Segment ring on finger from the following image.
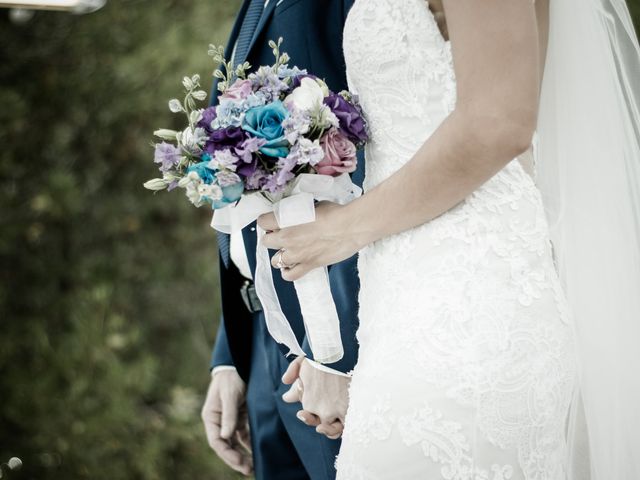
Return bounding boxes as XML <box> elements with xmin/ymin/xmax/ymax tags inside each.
<box><xmin>275</xmin><ymin>249</ymin><xmax>292</xmax><ymax>269</ymax></box>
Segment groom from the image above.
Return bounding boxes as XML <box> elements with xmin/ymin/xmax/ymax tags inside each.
<box><xmin>200</xmin><ymin>1</ymin><xmax>362</xmax><ymax>479</ymax></box>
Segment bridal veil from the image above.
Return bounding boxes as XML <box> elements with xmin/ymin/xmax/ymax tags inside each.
<box><xmin>536</xmin><ymin>0</ymin><xmax>640</xmax><ymax>477</ymax></box>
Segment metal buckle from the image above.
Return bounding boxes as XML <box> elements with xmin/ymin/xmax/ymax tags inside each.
<box><xmin>240</xmin><ymin>281</ymin><xmax>262</xmax><ymax>313</ymax></box>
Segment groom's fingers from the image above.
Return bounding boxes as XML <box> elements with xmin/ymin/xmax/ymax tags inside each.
<box><xmin>297</xmin><ymin>410</ymin><xmax>321</xmax><ymax>427</ymax></box>
<box><xmin>220</xmin><ymin>395</ymin><xmax>240</xmax><ymax>440</ymax></box>
<box><xmin>317</xmin><ymin>419</ymin><xmax>344</xmax><ymax>439</ymax></box>
<box><xmin>204</xmin><ymin>413</ymin><xmax>251</xmax><ymax>475</ymax></box>
<box><xmin>257</xmin><ymin>212</ymin><xmax>279</xmax><ymax>232</ymax></box>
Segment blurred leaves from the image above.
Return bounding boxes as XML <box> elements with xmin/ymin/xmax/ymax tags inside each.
<box><xmin>0</xmin><ymin>1</ymin><xmax>243</xmax><ymax>478</ymax></box>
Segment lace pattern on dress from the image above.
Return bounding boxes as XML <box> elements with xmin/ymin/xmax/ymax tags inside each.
<box><xmin>338</xmin><ymin>1</ymin><xmax>576</xmax><ymax>479</ymax></box>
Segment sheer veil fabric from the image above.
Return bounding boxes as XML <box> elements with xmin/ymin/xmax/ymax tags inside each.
<box><xmin>536</xmin><ymin>0</ymin><xmax>640</xmax><ymax>477</ymax></box>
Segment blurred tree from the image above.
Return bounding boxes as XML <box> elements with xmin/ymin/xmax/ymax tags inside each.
<box><xmin>0</xmin><ymin>1</ymin><xmax>244</xmax><ymax>479</ymax></box>
<box><xmin>630</xmin><ymin>0</ymin><xmax>640</xmax><ymax>31</ymax></box>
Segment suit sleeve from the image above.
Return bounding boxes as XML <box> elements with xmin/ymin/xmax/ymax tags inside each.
<box><xmin>210</xmin><ymin>316</ymin><xmax>235</xmax><ymax>370</ymax></box>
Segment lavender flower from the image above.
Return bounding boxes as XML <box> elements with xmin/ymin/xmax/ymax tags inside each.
<box><xmin>278</xmin><ymin>64</ymin><xmax>307</xmax><ymax>81</ymax></box>
<box><xmin>235</xmin><ymin>136</ymin><xmax>267</xmax><ymax>163</ymax></box>
<box><xmin>250</xmin><ymin>66</ymin><xmax>290</xmax><ymax>102</ymax></box>
<box><xmin>216</xmin><ymin>170</ymin><xmax>242</xmax><ymax>187</ymax></box>
<box><xmin>154</xmin><ymin>142</ymin><xmax>182</xmax><ymax>173</ymax></box>
<box><xmin>282</xmin><ymin>107</ymin><xmax>311</xmax><ymax>144</ymax></box>
<box><xmin>286</xmin><ymin>138</ymin><xmax>325</xmax><ymax>166</ymax></box>
<box><xmin>244</xmin><ymin>166</ymin><xmax>269</xmax><ymax>190</ymax></box>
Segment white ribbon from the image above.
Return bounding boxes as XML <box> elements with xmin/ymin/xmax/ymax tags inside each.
<box><xmin>211</xmin><ymin>173</ymin><xmax>362</xmax><ymax>364</ymax></box>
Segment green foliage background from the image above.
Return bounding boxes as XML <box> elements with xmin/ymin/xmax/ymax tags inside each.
<box><xmin>0</xmin><ymin>1</ymin><xmax>639</xmax><ymax>479</ymax></box>
<box><xmin>0</xmin><ymin>1</ymin><xmax>243</xmax><ymax>479</ymax></box>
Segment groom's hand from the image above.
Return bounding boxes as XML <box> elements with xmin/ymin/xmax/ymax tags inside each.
<box><xmin>282</xmin><ymin>357</ymin><xmax>350</xmax><ymax>439</ymax></box>
<box><xmin>201</xmin><ymin>369</ymin><xmax>253</xmax><ymax>476</ymax></box>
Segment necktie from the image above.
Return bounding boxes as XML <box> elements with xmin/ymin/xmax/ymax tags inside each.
<box><xmin>233</xmin><ymin>0</ymin><xmax>265</xmax><ymax>67</ymax></box>
<box><xmin>218</xmin><ymin>0</ymin><xmax>265</xmax><ymax>268</ymax></box>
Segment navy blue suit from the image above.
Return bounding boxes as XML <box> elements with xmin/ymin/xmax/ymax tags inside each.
<box><xmin>209</xmin><ymin>1</ymin><xmax>361</xmax><ymax>479</ymax></box>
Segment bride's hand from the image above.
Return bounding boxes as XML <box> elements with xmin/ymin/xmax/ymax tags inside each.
<box><xmin>258</xmin><ymin>201</ymin><xmax>364</xmax><ymax>281</ymax></box>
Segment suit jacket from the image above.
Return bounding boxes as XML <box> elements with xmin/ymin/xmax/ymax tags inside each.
<box><xmin>210</xmin><ymin>0</ymin><xmax>362</xmax><ymax>382</ymax></box>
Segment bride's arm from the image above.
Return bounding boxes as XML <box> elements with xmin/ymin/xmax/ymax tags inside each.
<box><xmin>260</xmin><ymin>0</ymin><xmax>542</xmax><ymax>280</ymax></box>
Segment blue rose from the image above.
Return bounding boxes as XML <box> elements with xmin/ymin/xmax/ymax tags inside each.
<box><xmin>210</xmin><ymin>181</ymin><xmax>245</xmax><ymax>209</ymax></box>
<box><xmin>242</xmin><ymin>100</ymin><xmax>290</xmax><ymax>158</ymax></box>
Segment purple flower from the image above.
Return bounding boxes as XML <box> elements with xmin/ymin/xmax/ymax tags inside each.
<box><xmin>154</xmin><ymin>142</ymin><xmax>182</xmax><ymax>173</ymax></box>
<box><xmin>324</xmin><ymin>93</ymin><xmax>368</xmax><ymax>144</ymax></box>
<box><xmin>244</xmin><ymin>166</ymin><xmax>269</xmax><ymax>190</ymax></box>
<box><xmin>237</xmin><ymin>157</ymin><xmax>260</xmax><ymax>178</ymax></box>
<box><xmin>204</xmin><ymin>126</ymin><xmax>246</xmax><ymax>154</ymax></box>
<box><xmin>198</xmin><ymin>106</ymin><xmax>218</xmax><ymax>133</ymax></box>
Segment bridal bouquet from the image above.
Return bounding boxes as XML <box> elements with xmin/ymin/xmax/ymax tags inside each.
<box><xmin>144</xmin><ymin>38</ymin><xmax>367</xmax><ymax>364</ymax></box>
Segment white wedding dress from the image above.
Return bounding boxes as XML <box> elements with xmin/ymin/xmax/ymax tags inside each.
<box><xmin>337</xmin><ymin>1</ymin><xmax>578</xmax><ymax>479</ymax></box>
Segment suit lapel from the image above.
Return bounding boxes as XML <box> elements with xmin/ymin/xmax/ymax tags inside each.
<box><xmin>242</xmin><ymin>0</ymin><xmax>279</xmax><ymax>64</ymax></box>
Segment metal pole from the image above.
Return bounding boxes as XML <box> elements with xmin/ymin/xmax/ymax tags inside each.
<box><xmin>0</xmin><ymin>0</ymin><xmax>106</xmax><ymax>13</ymax></box>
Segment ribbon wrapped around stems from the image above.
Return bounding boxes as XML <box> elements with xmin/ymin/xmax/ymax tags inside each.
<box><xmin>211</xmin><ymin>173</ymin><xmax>362</xmax><ymax>364</ymax></box>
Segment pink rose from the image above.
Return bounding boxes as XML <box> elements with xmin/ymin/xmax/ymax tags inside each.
<box><xmin>221</xmin><ymin>79</ymin><xmax>253</xmax><ymax>100</ymax></box>
<box><xmin>316</xmin><ymin>128</ymin><xmax>357</xmax><ymax>176</ymax></box>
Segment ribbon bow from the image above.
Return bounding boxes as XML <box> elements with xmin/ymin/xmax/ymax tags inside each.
<box><xmin>211</xmin><ymin>173</ymin><xmax>362</xmax><ymax>363</ymax></box>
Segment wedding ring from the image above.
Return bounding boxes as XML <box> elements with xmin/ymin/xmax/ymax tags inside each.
<box><xmin>275</xmin><ymin>249</ymin><xmax>290</xmax><ymax>269</ymax></box>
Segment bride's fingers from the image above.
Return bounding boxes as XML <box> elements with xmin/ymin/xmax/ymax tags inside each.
<box><xmin>282</xmin><ymin>356</ymin><xmax>305</xmax><ymax>385</ymax></box>
<box><xmin>261</xmin><ymin>229</ymin><xmax>286</xmax><ymax>250</ymax></box>
<box><xmin>270</xmin><ymin>248</ymin><xmax>301</xmax><ymax>270</ymax></box>
<box><xmin>282</xmin><ymin>379</ymin><xmax>303</xmax><ymax>403</ymax></box>
<box><xmin>257</xmin><ymin>212</ymin><xmax>279</xmax><ymax>232</ymax></box>
<box><xmin>280</xmin><ymin>263</ymin><xmax>311</xmax><ymax>282</ymax></box>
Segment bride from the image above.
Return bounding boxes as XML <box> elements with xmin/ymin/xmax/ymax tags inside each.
<box><xmin>259</xmin><ymin>0</ymin><xmax>640</xmax><ymax>478</ymax></box>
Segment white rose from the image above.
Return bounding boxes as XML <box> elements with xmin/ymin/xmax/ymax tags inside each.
<box><xmin>315</xmin><ymin>78</ymin><xmax>330</xmax><ymax>97</ymax></box>
<box><xmin>185</xmin><ymin>182</ymin><xmax>204</xmax><ymax>207</ymax></box>
<box><xmin>197</xmin><ymin>183</ymin><xmax>223</xmax><ymax>201</ymax></box>
<box><xmin>285</xmin><ymin>77</ymin><xmax>325</xmax><ymax>112</ymax></box>
<box><xmin>179</xmin><ymin>126</ymin><xmax>207</xmax><ymax>150</ymax></box>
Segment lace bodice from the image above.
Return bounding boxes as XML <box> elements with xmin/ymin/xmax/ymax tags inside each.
<box><xmin>344</xmin><ymin>0</ymin><xmax>456</xmax><ymax>190</ymax></box>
